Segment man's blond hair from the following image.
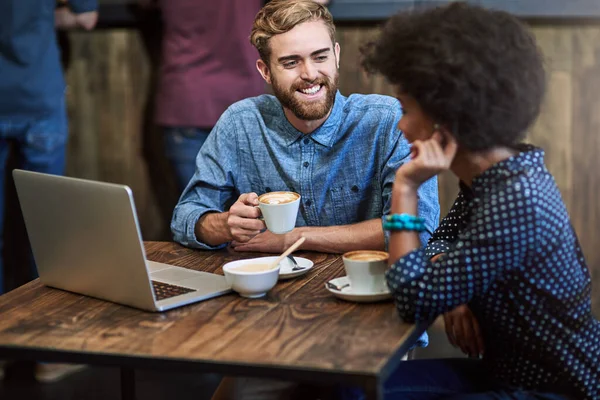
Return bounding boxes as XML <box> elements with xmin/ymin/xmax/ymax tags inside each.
<box><xmin>251</xmin><ymin>0</ymin><xmax>336</xmax><ymax>63</ymax></box>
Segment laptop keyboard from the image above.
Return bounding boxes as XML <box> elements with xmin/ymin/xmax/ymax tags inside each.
<box><xmin>151</xmin><ymin>280</ymin><xmax>197</xmax><ymax>301</ymax></box>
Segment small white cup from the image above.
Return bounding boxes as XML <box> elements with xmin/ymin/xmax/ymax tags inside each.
<box><xmin>222</xmin><ymin>257</ymin><xmax>281</xmax><ymax>298</ymax></box>
<box><xmin>258</xmin><ymin>191</ymin><xmax>301</xmax><ymax>234</ymax></box>
<box><xmin>342</xmin><ymin>250</ymin><xmax>389</xmax><ymax>294</ymax></box>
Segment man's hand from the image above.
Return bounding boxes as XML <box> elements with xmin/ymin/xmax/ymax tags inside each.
<box><xmin>55</xmin><ymin>8</ymin><xmax>98</xmax><ymax>30</ymax></box>
<box><xmin>55</xmin><ymin>7</ymin><xmax>76</xmax><ymax>29</ymax></box>
<box><xmin>226</xmin><ymin>193</ymin><xmax>266</xmax><ymax>243</ymax></box>
<box><xmin>443</xmin><ymin>304</ymin><xmax>485</xmax><ymax>358</ymax></box>
<box><xmin>75</xmin><ymin>11</ymin><xmax>98</xmax><ymax>30</ymax></box>
<box><xmin>230</xmin><ymin>229</ymin><xmax>299</xmax><ymax>253</ymax></box>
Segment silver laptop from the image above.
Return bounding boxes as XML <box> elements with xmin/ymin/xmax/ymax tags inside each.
<box><xmin>13</xmin><ymin>169</ymin><xmax>232</xmax><ymax>312</ymax></box>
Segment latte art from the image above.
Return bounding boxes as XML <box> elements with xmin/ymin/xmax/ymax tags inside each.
<box><xmin>344</xmin><ymin>250</ymin><xmax>389</xmax><ymax>262</ymax></box>
<box><xmin>258</xmin><ymin>191</ymin><xmax>300</xmax><ymax>205</ymax></box>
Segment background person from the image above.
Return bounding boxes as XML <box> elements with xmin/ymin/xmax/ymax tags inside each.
<box><xmin>0</xmin><ymin>0</ymin><xmax>98</xmax><ymax>383</ymax></box>
<box><xmin>152</xmin><ymin>0</ymin><xmax>266</xmax><ymax>193</ymax></box>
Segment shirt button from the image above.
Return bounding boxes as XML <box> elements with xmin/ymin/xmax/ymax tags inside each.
<box><xmin>303</xmin><ymin>161</ymin><xmax>309</xmax><ymax>168</ymax></box>
<box><xmin>351</xmin><ymin>185</ymin><xmax>359</xmax><ymax>192</ymax></box>
<box><xmin>265</xmin><ymin>187</ymin><xmax>271</xmax><ymax>192</ymax></box>
<box><xmin>305</xmin><ymin>199</ymin><xmax>312</xmax><ymax>206</ymax></box>
<box><xmin>303</xmin><ymin>138</ymin><xmax>309</xmax><ymax>145</ymax></box>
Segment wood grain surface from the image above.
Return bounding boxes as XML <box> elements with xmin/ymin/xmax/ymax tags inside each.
<box><xmin>0</xmin><ymin>242</ymin><xmax>416</xmax><ymax>382</ymax></box>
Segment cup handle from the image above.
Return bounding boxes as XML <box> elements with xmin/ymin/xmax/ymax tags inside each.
<box><xmin>254</xmin><ymin>205</ymin><xmax>264</xmax><ymax>221</ymax></box>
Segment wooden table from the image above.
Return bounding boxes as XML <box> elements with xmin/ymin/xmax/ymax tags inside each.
<box><xmin>0</xmin><ymin>242</ymin><xmax>426</xmax><ymax>400</ymax></box>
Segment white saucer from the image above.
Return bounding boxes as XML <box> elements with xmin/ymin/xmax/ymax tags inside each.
<box><xmin>325</xmin><ymin>276</ymin><xmax>392</xmax><ymax>303</ymax></box>
<box><xmin>278</xmin><ymin>257</ymin><xmax>314</xmax><ymax>280</ymax></box>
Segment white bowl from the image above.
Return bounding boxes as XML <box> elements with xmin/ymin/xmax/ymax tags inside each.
<box><xmin>222</xmin><ymin>257</ymin><xmax>281</xmax><ymax>298</ymax></box>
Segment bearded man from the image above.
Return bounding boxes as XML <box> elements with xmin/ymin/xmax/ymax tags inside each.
<box><xmin>171</xmin><ymin>0</ymin><xmax>439</xmax><ymax>255</ymax></box>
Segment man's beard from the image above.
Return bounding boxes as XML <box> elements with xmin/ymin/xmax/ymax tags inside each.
<box><xmin>271</xmin><ymin>72</ymin><xmax>339</xmax><ymax>121</ymax></box>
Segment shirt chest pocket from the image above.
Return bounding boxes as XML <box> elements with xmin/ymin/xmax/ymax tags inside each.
<box><xmin>328</xmin><ymin>183</ymin><xmax>379</xmax><ymax>226</ymax></box>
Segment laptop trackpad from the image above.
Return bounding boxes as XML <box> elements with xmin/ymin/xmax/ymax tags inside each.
<box><xmin>146</xmin><ymin>260</ymin><xmax>175</xmax><ymax>273</ymax></box>
<box><xmin>151</xmin><ymin>268</ymin><xmax>208</xmax><ymax>282</ymax></box>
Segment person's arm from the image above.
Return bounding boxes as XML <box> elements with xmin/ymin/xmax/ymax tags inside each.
<box><xmin>386</xmin><ymin>133</ymin><xmax>535</xmax><ymax>323</ymax></box>
<box><xmin>195</xmin><ymin>212</ymin><xmax>231</xmax><ymax>247</ymax></box>
<box><xmin>172</xmin><ymin>113</ymin><xmax>264</xmax><ymax>249</ymax></box>
<box><xmin>443</xmin><ymin>304</ymin><xmax>485</xmax><ymax>358</ymax></box>
<box><xmin>388</xmin><ymin>131</ymin><xmax>456</xmax><ymax>263</ymax></box>
<box><xmin>432</xmin><ymin>252</ymin><xmax>485</xmax><ymax>357</ymax></box>
<box><xmin>194</xmin><ymin>193</ymin><xmax>265</xmax><ymax>247</ymax></box>
<box><xmin>380</xmin><ymin>102</ymin><xmax>440</xmax><ymax>249</ymax></box>
<box><xmin>416</xmin><ymin>188</ymin><xmax>484</xmax><ymax>357</ymax></box>
<box><xmin>388</xmin><ymin>197</ymin><xmax>535</xmax><ymax>322</ymax></box>
<box><xmin>56</xmin><ymin>0</ymin><xmax>98</xmax><ymax>30</ymax></box>
<box><xmin>427</xmin><ymin>195</ymin><xmax>485</xmax><ymax>357</ymax></box>
<box><xmin>295</xmin><ymin>219</ymin><xmax>384</xmax><ymax>253</ymax></box>
<box><xmin>230</xmin><ymin>218</ymin><xmax>384</xmax><ymax>254</ymax></box>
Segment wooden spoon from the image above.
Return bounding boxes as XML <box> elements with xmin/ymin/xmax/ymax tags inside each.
<box><xmin>269</xmin><ymin>237</ymin><xmax>306</xmax><ymax>269</ymax></box>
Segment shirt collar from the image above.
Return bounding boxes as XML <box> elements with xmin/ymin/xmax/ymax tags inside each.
<box><xmin>278</xmin><ymin>91</ymin><xmax>345</xmax><ymax>148</ymax></box>
<box><xmin>468</xmin><ymin>144</ymin><xmax>545</xmax><ymax>196</ymax></box>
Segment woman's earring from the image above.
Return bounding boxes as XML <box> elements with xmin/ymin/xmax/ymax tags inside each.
<box><xmin>433</xmin><ymin>123</ymin><xmax>441</xmax><ymax>132</ymax></box>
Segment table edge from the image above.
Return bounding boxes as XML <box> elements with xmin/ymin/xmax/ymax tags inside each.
<box><xmin>0</xmin><ymin>344</ymin><xmax>381</xmax><ymax>385</ymax></box>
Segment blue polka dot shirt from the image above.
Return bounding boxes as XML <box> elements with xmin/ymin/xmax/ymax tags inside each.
<box><xmin>386</xmin><ymin>146</ymin><xmax>600</xmax><ymax>399</ymax></box>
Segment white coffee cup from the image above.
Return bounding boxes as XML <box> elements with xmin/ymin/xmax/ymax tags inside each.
<box><xmin>258</xmin><ymin>191</ymin><xmax>301</xmax><ymax>234</ymax></box>
<box><xmin>222</xmin><ymin>257</ymin><xmax>280</xmax><ymax>298</ymax></box>
<box><xmin>342</xmin><ymin>250</ymin><xmax>389</xmax><ymax>293</ymax></box>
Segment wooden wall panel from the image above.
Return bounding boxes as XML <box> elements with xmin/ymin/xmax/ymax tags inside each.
<box><xmin>528</xmin><ymin>27</ymin><xmax>574</xmax><ymax>208</ymax></box>
<box><xmin>570</xmin><ymin>27</ymin><xmax>600</xmax><ymax>314</ymax></box>
<box><xmin>64</xmin><ymin>23</ymin><xmax>600</xmax><ymax>315</ymax></box>
<box><xmin>65</xmin><ymin>29</ymin><xmax>170</xmax><ymax>240</ymax></box>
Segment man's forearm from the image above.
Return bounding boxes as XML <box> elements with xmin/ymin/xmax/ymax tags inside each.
<box><xmin>295</xmin><ymin>219</ymin><xmax>385</xmax><ymax>253</ymax></box>
<box><xmin>194</xmin><ymin>212</ymin><xmax>232</xmax><ymax>247</ymax></box>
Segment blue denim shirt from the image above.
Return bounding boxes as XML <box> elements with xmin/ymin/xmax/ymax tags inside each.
<box><xmin>0</xmin><ymin>0</ymin><xmax>97</xmax><ymax>119</ymax></box>
<box><xmin>171</xmin><ymin>91</ymin><xmax>440</xmax><ymax>250</ymax></box>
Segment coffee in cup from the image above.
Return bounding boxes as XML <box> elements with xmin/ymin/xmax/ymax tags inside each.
<box><xmin>235</xmin><ymin>263</ymin><xmax>273</xmax><ymax>273</ymax></box>
<box><xmin>342</xmin><ymin>250</ymin><xmax>389</xmax><ymax>293</ymax></box>
<box><xmin>258</xmin><ymin>191</ymin><xmax>300</xmax><ymax>205</ymax></box>
<box><xmin>258</xmin><ymin>191</ymin><xmax>301</xmax><ymax>234</ymax></box>
<box><xmin>344</xmin><ymin>251</ymin><xmax>388</xmax><ymax>262</ymax></box>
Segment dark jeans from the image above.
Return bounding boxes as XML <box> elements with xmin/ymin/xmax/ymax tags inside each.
<box><xmin>0</xmin><ymin>102</ymin><xmax>68</xmax><ymax>294</ymax></box>
<box><xmin>163</xmin><ymin>126</ymin><xmax>210</xmax><ymax>192</ymax></box>
<box><xmin>338</xmin><ymin>359</ymin><xmax>570</xmax><ymax>400</ymax></box>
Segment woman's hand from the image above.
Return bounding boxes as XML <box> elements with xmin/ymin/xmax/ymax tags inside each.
<box><xmin>431</xmin><ymin>257</ymin><xmax>484</xmax><ymax>357</ymax></box>
<box><xmin>395</xmin><ymin>131</ymin><xmax>458</xmax><ymax>190</ymax></box>
<box><xmin>443</xmin><ymin>304</ymin><xmax>485</xmax><ymax>358</ymax></box>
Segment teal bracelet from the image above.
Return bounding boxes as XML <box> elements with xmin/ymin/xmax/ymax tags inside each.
<box><xmin>383</xmin><ymin>214</ymin><xmax>426</xmax><ymax>232</ymax></box>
